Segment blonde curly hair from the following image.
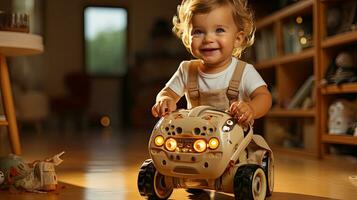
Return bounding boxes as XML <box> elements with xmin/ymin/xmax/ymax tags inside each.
<box><xmin>172</xmin><ymin>0</ymin><xmax>255</xmax><ymax>58</ymax></box>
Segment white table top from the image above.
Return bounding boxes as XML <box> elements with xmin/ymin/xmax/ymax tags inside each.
<box><xmin>0</xmin><ymin>31</ymin><xmax>44</xmax><ymax>56</ymax></box>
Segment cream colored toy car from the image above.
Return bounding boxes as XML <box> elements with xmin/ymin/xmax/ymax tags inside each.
<box><xmin>137</xmin><ymin>106</ymin><xmax>274</xmax><ymax>200</ymax></box>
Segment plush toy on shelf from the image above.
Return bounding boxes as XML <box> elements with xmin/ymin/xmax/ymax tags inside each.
<box><xmin>321</xmin><ymin>51</ymin><xmax>357</xmax><ymax>86</ymax></box>
<box><xmin>328</xmin><ymin>99</ymin><xmax>357</xmax><ymax>135</ymax></box>
<box><xmin>0</xmin><ymin>171</ymin><xmax>4</xmax><ymax>185</ymax></box>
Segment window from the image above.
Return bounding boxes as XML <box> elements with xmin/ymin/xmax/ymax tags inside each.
<box><xmin>84</xmin><ymin>6</ymin><xmax>128</xmax><ymax>76</ymax></box>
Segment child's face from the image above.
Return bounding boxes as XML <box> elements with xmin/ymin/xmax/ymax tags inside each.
<box><xmin>189</xmin><ymin>5</ymin><xmax>243</xmax><ymax>68</ymax></box>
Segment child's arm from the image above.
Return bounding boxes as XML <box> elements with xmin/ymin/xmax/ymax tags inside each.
<box><xmin>151</xmin><ymin>87</ymin><xmax>181</xmax><ymax>117</ymax></box>
<box><xmin>230</xmin><ymin>86</ymin><xmax>272</xmax><ymax>125</ymax></box>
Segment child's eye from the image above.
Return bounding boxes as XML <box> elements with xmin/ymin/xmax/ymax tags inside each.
<box><xmin>192</xmin><ymin>29</ymin><xmax>203</xmax><ymax>36</ymax></box>
<box><xmin>216</xmin><ymin>28</ymin><xmax>225</xmax><ymax>33</ymax></box>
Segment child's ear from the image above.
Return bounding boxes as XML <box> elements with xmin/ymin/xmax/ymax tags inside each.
<box><xmin>234</xmin><ymin>31</ymin><xmax>245</xmax><ymax>48</ymax></box>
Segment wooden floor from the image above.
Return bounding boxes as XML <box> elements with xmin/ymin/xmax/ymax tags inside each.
<box><xmin>0</xmin><ymin>127</ymin><xmax>356</xmax><ymax>200</ymax></box>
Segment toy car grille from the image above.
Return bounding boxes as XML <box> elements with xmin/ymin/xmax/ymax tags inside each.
<box><xmin>162</xmin><ymin>125</ymin><xmax>215</xmax><ymax>136</ymax></box>
<box><xmin>176</xmin><ymin>138</ymin><xmax>198</xmax><ymax>153</ymax></box>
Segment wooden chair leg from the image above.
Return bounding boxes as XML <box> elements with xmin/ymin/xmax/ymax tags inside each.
<box><xmin>0</xmin><ymin>54</ymin><xmax>22</xmax><ymax>155</ymax></box>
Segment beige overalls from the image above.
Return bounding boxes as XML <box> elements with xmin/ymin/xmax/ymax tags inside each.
<box><xmin>185</xmin><ymin>59</ymin><xmax>246</xmax><ymax>111</ymax></box>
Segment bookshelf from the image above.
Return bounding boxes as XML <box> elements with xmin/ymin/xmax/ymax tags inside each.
<box><xmin>321</xmin><ymin>135</ymin><xmax>357</xmax><ymax>146</ymax></box>
<box><xmin>321</xmin><ymin>82</ymin><xmax>357</xmax><ymax>94</ymax></box>
<box><xmin>321</xmin><ymin>30</ymin><xmax>357</xmax><ymax>48</ymax></box>
<box><xmin>253</xmin><ymin>0</ymin><xmax>318</xmax><ymax>156</ymax></box>
<box><xmin>255</xmin><ymin>48</ymin><xmax>315</xmax><ymax>69</ymax></box>
<box><xmin>317</xmin><ymin>0</ymin><xmax>357</xmax><ymax>157</ymax></box>
<box><xmin>252</xmin><ymin>0</ymin><xmax>357</xmax><ymax>157</ymax></box>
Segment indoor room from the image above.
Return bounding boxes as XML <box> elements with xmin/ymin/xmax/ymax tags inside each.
<box><xmin>0</xmin><ymin>0</ymin><xmax>356</xmax><ymax>199</ymax></box>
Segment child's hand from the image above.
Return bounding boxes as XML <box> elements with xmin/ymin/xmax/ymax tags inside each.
<box><xmin>229</xmin><ymin>101</ymin><xmax>255</xmax><ymax>126</ymax></box>
<box><xmin>151</xmin><ymin>98</ymin><xmax>177</xmax><ymax>117</ymax></box>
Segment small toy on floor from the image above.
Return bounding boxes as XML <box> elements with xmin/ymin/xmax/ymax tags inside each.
<box><xmin>0</xmin><ymin>151</ymin><xmax>65</xmax><ymax>193</ymax></box>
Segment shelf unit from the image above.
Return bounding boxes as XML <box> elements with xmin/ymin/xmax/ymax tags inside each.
<box><xmin>255</xmin><ymin>48</ymin><xmax>315</xmax><ymax>69</ymax></box>
<box><xmin>317</xmin><ymin>0</ymin><xmax>357</xmax><ymax>156</ymax></box>
<box><xmin>254</xmin><ymin>0</ymin><xmax>357</xmax><ymax>157</ymax></box>
<box><xmin>253</xmin><ymin>0</ymin><xmax>319</xmax><ymax>156</ymax></box>
<box><xmin>321</xmin><ymin>82</ymin><xmax>357</xmax><ymax>94</ymax></box>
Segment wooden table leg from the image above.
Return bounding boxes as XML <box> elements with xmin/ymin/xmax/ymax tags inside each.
<box><xmin>0</xmin><ymin>54</ymin><xmax>22</xmax><ymax>155</ymax></box>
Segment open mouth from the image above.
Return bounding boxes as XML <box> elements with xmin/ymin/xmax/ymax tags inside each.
<box><xmin>200</xmin><ymin>48</ymin><xmax>219</xmax><ymax>55</ymax></box>
<box><xmin>200</xmin><ymin>48</ymin><xmax>218</xmax><ymax>52</ymax></box>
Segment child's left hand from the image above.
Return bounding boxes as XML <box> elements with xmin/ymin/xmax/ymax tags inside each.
<box><xmin>229</xmin><ymin>101</ymin><xmax>255</xmax><ymax>126</ymax></box>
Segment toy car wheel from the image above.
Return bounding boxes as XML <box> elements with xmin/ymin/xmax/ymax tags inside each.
<box><xmin>137</xmin><ymin>159</ymin><xmax>173</xmax><ymax>200</ymax></box>
<box><xmin>234</xmin><ymin>164</ymin><xmax>267</xmax><ymax>200</ymax></box>
<box><xmin>262</xmin><ymin>152</ymin><xmax>274</xmax><ymax>196</ymax></box>
<box><xmin>186</xmin><ymin>188</ymin><xmax>205</xmax><ymax>195</ymax></box>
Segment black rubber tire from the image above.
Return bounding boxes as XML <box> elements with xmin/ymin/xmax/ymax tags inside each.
<box><xmin>186</xmin><ymin>188</ymin><xmax>205</xmax><ymax>195</ymax></box>
<box><xmin>137</xmin><ymin>159</ymin><xmax>173</xmax><ymax>200</ymax></box>
<box><xmin>262</xmin><ymin>152</ymin><xmax>273</xmax><ymax>197</ymax></box>
<box><xmin>234</xmin><ymin>164</ymin><xmax>267</xmax><ymax>200</ymax></box>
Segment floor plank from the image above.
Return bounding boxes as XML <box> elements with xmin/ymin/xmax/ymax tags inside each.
<box><xmin>0</xmin><ymin>128</ymin><xmax>356</xmax><ymax>200</ymax></box>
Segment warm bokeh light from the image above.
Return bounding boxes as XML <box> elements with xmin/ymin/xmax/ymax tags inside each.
<box><xmin>300</xmin><ymin>37</ymin><xmax>307</xmax><ymax>45</ymax></box>
<box><xmin>296</xmin><ymin>16</ymin><xmax>303</xmax><ymax>24</ymax></box>
<box><xmin>100</xmin><ymin>115</ymin><xmax>111</xmax><ymax>127</ymax></box>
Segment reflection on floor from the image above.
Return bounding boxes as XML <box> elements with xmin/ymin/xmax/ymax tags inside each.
<box><xmin>0</xmin><ymin>127</ymin><xmax>356</xmax><ymax>200</ymax></box>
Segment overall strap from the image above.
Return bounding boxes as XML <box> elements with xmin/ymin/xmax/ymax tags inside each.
<box><xmin>187</xmin><ymin>60</ymin><xmax>200</xmax><ymax>106</ymax></box>
<box><xmin>227</xmin><ymin>60</ymin><xmax>246</xmax><ymax>103</ymax></box>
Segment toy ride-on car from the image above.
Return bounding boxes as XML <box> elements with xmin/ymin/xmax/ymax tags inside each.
<box><xmin>137</xmin><ymin>106</ymin><xmax>274</xmax><ymax>200</ymax></box>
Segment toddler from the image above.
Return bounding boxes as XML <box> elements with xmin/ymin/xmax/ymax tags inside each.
<box><xmin>151</xmin><ymin>0</ymin><xmax>272</xmax><ymax>126</ymax></box>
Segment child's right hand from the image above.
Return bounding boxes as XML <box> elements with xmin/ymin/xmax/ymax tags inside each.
<box><xmin>229</xmin><ymin>101</ymin><xmax>255</xmax><ymax>127</ymax></box>
<box><xmin>151</xmin><ymin>98</ymin><xmax>177</xmax><ymax>117</ymax></box>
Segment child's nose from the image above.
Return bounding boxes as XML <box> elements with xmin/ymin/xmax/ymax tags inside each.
<box><xmin>203</xmin><ymin>33</ymin><xmax>214</xmax><ymax>43</ymax></box>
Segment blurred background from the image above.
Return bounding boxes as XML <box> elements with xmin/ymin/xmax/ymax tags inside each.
<box><xmin>0</xmin><ymin>1</ymin><xmax>356</xmax><ymax>199</ymax></box>
<box><xmin>0</xmin><ymin>0</ymin><xmax>284</xmax><ymax>132</ymax></box>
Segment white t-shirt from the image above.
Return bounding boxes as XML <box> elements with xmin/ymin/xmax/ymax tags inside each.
<box><xmin>166</xmin><ymin>57</ymin><xmax>267</xmax><ymax>101</ymax></box>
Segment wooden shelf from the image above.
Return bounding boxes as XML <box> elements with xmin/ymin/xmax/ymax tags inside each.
<box><xmin>0</xmin><ymin>115</ymin><xmax>8</xmax><ymax>125</ymax></box>
<box><xmin>253</xmin><ymin>0</ymin><xmax>318</xmax><ymax>157</ymax></box>
<box><xmin>254</xmin><ymin>0</ymin><xmax>357</xmax><ymax>157</ymax></box>
<box><xmin>317</xmin><ymin>1</ymin><xmax>357</xmax><ymax>157</ymax></box>
<box><xmin>255</xmin><ymin>48</ymin><xmax>314</xmax><ymax>69</ymax></box>
<box><xmin>322</xmin><ymin>134</ymin><xmax>357</xmax><ymax>145</ymax></box>
<box><xmin>0</xmin><ymin>119</ymin><xmax>9</xmax><ymax>126</ymax></box>
<box><xmin>0</xmin><ymin>120</ymin><xmax>8</xmax><ymax>126</ymax></box>
<box><xmin>256</xmin><ymin>0</ymin><xmax>313</xmax><ymax>30</ymax></box>
<box><xmin>321</xmin><ymin>83</ymin><xmax>357</xmax><ymax>94</ymax></box>
<box><xmin>267</xmin><ymin>108</ymin><xmax>315</xmax><ymax>117</ymax></box>
<box><xmin>322</xmin><ymin>30</ymin><xmax>357</xmax><ymax>49</ymax></box>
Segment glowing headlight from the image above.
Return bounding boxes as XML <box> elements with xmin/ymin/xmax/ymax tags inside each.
<box><xmin>208</xmin><ymin>138</ymin><xmax>219</xmax><ymax>149</ymax></box>
<box><xmin>193</xmin><ymin>139</ymin><xmax>207</xmax><ymax>153</ymax></box>
<box><xmin>154</xmin><ymin>135</ymin><xmax>164</xmax><ymax>147</ymax></box>
<box><xmin>165</xmin><ymin>138</ymin><xmax>177</xmax><ymax>151</ymax></box>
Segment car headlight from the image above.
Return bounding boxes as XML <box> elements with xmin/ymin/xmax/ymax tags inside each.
<box><xmin>154</xmin><ymin>135</ymin><xmax>164</xmax><ymax>147</ymax></box>
<box><xmin>208</xmin><ymin>138</ymin><xmax>219</xmax><ymax>150</ymax></box>
<box><xmin>165</xmin><ymin>138</ymin><xmax>177</xmax><ymax>151</ymax></box>
<box><xmin>193</xmin><ymin>139</ymin><xmax>207</xmax><ymax>153</ymax></box>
